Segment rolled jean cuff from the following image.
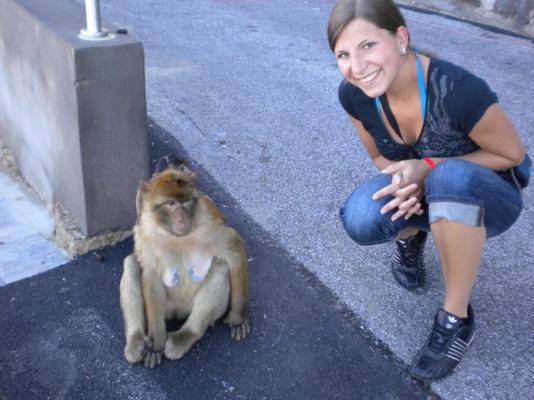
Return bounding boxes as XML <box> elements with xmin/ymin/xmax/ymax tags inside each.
<box><xmin>428</xmin><ymin>201</ymin><xmax>485</xmax><ymax>227</ymax></box>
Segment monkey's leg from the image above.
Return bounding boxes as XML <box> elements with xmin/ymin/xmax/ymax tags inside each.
<box><xmin>164</xmin><ymin>265</ymin><xmax>230</xmax><ymax>360</ymax></box>
<box><xmin>223</xmin><ymin>231</ymin><xmax>251</xmax><ymax>340</ymax></box>
<box><xmin>120</xmin><ymin>254</ymin><xmax>152</xmax><ymax>363</ymax></box>
<box><xmin>142</xmin><ymin>269</ymin><xmax>168</xmax><ymax>368</ymax></box>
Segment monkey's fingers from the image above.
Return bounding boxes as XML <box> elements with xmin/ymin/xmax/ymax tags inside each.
<box><xmin>144</xmin><ymin>350</ymin><xmax>162</xmax><ymax>369</ymax></box>
<box><xmin>124</xmin><ymin>333</ymin><xmax>153</xmax><ymax>363</ymax></box>
<box><xmin>230</xmin><ymin>320</ymin><xmax>251</xmax><ymax>341</ymax></box>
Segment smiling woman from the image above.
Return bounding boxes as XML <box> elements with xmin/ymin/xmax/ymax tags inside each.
<box><xmin>327</xmin><ymin>0</ymin><xmax>528</xmax><ymax>384</ymax></box>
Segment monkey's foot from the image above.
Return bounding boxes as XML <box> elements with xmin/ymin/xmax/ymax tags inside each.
<box><xmin>225</xmin><ymin>319</ymin><xmax>251</xmax><ymax>341</ymax></box>
<box><xmin>124</xmin><ymin>332</ymin><xmax>152</xmax><ymax>363</ymax></box>
<box><xmin>144</xmin><ymin>349</ymin><xmax>163</xmax><ymax>368</ymax></box>
<box><xmin>164</xmin><ymin>329</ymin><xmax>198</xmax><ymax>360</ymax></box>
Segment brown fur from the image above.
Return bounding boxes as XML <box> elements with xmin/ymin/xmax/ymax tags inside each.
<box><xmin>120</xmin><ymin>164</ymin><xmax>250</xmax><ymax>368</ymax></box>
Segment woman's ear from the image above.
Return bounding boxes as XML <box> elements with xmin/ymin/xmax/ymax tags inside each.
<box><xmin>396</xmin><ymin>26</ymin><xmax>410</xmax><ymax>53</ymax></box>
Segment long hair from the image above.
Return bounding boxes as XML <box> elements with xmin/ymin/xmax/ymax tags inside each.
<box><xmin>327</xmin><ymin>0</ymin><xmax>408</xmax><ymax>52</ymax></box>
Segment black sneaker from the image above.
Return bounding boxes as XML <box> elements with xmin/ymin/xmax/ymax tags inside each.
<box><xmin>391</xmin><ymin>231</ymin><xmax>427</xmax><ymax>291</ymax></box>
<box><xmin>410</xmin><ymin>304</ymin><xmax>475</xmax><ymax>382</ymax></box>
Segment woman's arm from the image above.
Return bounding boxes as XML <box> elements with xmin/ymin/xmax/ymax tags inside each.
<box><xmin>375</xmin><ymin>103</ymin><xmax>525</xmax><ymax>220</ymax></box>
<box><xmin>349</xmin><ymin>115</ymin><xmax>425</xmax><ymax>220</ymax></box>
<box><xmin>429</xmin><ymin>103</ymin><xmax>525</xmax><ymax>169</ymax></box>
<box><xmin>349</xmin><ymin>116</ymin><xmax>395</xmax><ymax>171</ymax></box>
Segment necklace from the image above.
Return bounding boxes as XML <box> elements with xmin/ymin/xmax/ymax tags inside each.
<box><xmin>374</xmin><ymin>50</ymin><xmax>427</xmax><ymax>142</ymax></box>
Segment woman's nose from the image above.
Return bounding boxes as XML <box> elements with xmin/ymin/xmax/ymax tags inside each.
<box><xmin>350</xmin><ymin>54</ymin><xmax>366</xmax><ymax>76</ymax></box>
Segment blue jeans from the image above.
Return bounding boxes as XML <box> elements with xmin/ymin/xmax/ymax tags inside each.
<box><xmin>340</xmin><ymin>160</ymin><xmax>523</xmax><ymax>245</ymax></box>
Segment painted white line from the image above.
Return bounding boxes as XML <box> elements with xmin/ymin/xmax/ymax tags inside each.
<box><xmin>0</xmin><ymin>171</ymin><xmax>70</xmax><ymax>286</ymax></box>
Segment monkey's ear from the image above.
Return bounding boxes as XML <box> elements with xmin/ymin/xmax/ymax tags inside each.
<box><xmin>136</xmin><ymin>181</ymin><xmax>149</xmax><ymax>217</ymax></box>
<box><xmin>173</xmin><ymin>161</ymin><xmax>197</xmax><ymax>182</ymax></box>
<box><xmin>154</xmin><ymin>156</ymin><xmax>171</xmax><ymax>175</ymax></box>
<box><xmin>171</xmin><ymin>158</ymin><xmax>187</xmax><ymax>169</ymax></box>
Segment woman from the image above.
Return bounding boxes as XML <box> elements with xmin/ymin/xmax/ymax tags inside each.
<box><xmin>328</xmin><ymin>0</ymin><xmax>526</xmax><ymax>381</ymax></box>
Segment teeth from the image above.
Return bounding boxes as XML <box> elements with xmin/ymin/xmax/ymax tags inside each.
<box><xmin>359</xmin><ymin>70</ymin><xmax>379</xmax><ymax>83</ymax></box>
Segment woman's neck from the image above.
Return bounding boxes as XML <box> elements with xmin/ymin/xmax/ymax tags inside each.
<box><xmin>385</xmin><ymin>51</ymin><xmax>418</xmax><ymax>101</ymax></box>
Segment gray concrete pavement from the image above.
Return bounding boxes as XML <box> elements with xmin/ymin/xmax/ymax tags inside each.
<box><xmin>97</xmin><ymin>1</ymin><xmax>534</xmax><ymax>398</ymax></box>
<box><xmin>1</xmin><ymin>0</ymin><xmax>532</xmax><ymax>398</ymax></box>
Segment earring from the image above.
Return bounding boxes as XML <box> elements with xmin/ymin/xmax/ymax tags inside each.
<box><xmin>400</xmin><ymin>47</ymin><xmax>407</xmax><ymax>55</ymax></box>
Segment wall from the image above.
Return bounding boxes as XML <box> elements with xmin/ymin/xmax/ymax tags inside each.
<box><xmin>0</xmin><ymin>0</ymin><xmax>149</xmax><ymax>237</ymax></box>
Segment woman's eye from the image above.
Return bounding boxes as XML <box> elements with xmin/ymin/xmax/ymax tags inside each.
<box><xmin>362</xmin><ymin>42</ymin><xmax>376</xmax><ymax>49</ymax></box>
<box><xmin>336</xmin><ymin>52</ymin><xmax>348</xmax><ymax>59</ymax></box>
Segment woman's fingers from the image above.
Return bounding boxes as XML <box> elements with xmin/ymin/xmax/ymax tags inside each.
<box><xmin>391</xmin><ymin>196</ymin><xmax>419</xmax><ymax>221</ymax></box>
<box><xmin>404</xmin><ymin>201</ymin><xmax>423</xmax><ymax>220</ymax></box>
<box><xmin>393</xmin><ymin>183</ymin><xmax>419</xmax><ymax>198</ymax></box>
<box><xmin>380</xmin><ymin>184</ymin><xmax>418</xmax><ymax>216</ymax></box>
<box><xmin>380</xmin><ymin>196</ymin><xmax>403</xmax><ymax>215</ymax></box>
<box><xmin>372</xmin><ymin>172</ymin><xmax>402</xmax><ymax>200</ymax></box>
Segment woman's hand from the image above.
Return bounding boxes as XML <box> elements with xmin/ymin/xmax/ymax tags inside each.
<box><xmin>374</xmin><ymin>181</ymin><xmax>424</xmax><ymax>221</ymax></box>
<box><xmin>372</xmin><ymin>159</ymin><xmax>431</xmax><ymax>221</ymax></box>
<box><xmin>381</xmin><ymin>159</ymin><xmax>430</xmax><ymax>188</ymax></box>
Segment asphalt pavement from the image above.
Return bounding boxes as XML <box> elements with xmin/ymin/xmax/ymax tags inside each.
<box><xmin>1</xmin><ymin>1</ymin><xmax>533</xmax><ymax>399</ymax></box>
<box><xmin>0</xmin><ymin>128</ymin><xmax>435</xmax><ymax>400</ymax></box>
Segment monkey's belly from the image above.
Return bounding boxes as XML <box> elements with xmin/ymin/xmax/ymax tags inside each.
<box><xmin>163</xmin><ymin>262</ymin><xmax>230</xmax><ymax>320</ymax></box>
<box><xmin>163</xmin><ymin>280</ymin><xmax>201</xmax><ymax>319</ymax></box>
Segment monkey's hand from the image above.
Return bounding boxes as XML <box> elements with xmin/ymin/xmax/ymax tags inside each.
<box><xmin>224</xmin><ymin>313</ymin><xmax>251</xmax><ymax>341</ymax></box>
<box><xmin>124</xmin><ymin>332</ymin><xmax>152</xmax><ymax>364</ymax></box>
<box><xmin>143</xmin><ymin>331</ymin><xmax>164</xmax><ymax>368</ymax></box>
<box><xmin>144</xmin><ymin>348</ymin><xmax>163</xmax><ymax>369</ymax></box>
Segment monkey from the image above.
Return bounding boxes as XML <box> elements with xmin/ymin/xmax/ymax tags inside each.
<box><xmin>119</xmin><ymin>162</ymin><xmax>250</xmax><ymax>368</ymax></box>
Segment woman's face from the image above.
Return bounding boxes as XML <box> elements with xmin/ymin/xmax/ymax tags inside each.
<box><xmin>334</xmin><ymin>18</ymin><xmax>407</xmax><ymax>97</ymax></box>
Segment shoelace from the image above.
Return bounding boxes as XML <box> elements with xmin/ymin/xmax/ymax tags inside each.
<box><xmin>395</xmin><ymin>240</ymin><xmax>423</xmax><ymax>268</ymax></box>
<box><xmin>428</xmin><ymin>323</ymin><xmax>455</xmax><ymax>353</ymax></box>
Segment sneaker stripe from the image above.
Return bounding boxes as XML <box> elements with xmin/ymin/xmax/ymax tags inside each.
<box><xmin>457</xmin><ymin>338</ymin><xmax>468</xmax><ymax>347</ymax></box>
<box><xmin>450</xmin><ymin>345</ymin><xmax>466</xmax><ymax>354</ymax></box>
<box><xmin>451</xmin><ymin>343</ymin><xmax>466</xmax><ymax>350</ymax></box>
<box><xmin>451</xmin><ymin>342</ymin><xmax>467</xmax><ymax>351</ymax></box>
<box><xmin>448</xmin><ymin>348</ymin><xmax>464</xmax><ymax>358</ymax></box>
<box><xmin>449</xmin><ymin>343</ymin><xmax>465</xmax><ymax>352</ymax></box>
<box><xmin>446</xmin><ymin>353</ymin><xmax>461</xmax><ymax>362</ymax></box>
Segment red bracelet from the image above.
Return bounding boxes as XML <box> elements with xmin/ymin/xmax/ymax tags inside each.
<box><xmin>422</xmin><ymin>157</ymin><xmax>435</xmax><ymax>169</ymax></box>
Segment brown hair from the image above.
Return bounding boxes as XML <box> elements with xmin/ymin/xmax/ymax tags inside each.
<box><xmin>327</xmin><ymin>0</ymin><xmax>408</xmax><ymax>52</ymax></box>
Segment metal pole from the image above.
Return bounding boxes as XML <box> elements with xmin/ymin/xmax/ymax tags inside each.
<box><xmin>79</xmin><ymin>0</ymin><xmax>111</xmax><ymax>40</ymax></box>
<box><xmin>85</xmin><ymin>0</ymin><xmax>102</xmax><ymax>34</ymax></box>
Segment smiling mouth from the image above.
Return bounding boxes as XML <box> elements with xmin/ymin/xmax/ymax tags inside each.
<box><xmin>358</xmin><ymin>70</ymin><xmax>380</xmax><ymax>84</ymax></box>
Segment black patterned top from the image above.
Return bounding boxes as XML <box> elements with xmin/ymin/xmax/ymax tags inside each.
<box><xmin>338</xmin><ymin>58</ymin><xmax>498</xmax><ymax>161</ymax></box>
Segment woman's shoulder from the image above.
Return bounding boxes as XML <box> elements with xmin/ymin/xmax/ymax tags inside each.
<box><xmin>428</xmin><ymin>57</ymin><xmax>498</xmax><ymax>133</ymax></box>
<box><xmin>429</xmin><ymin>57</ymin><xmax>496</xmax><ymax>100</ymax></box>
<box><xmin>338</xmin><ymin>79</ymin><xmax>373</xmax><ymax>120</ymax></box>
<box><xmin>338</xmin><ymin>79</ymin><xmax>368</xmax><ymax>101</ymax></box>
<box><xmin>429</xmin><ymin>57</ymin><xmax>488</xmax><ymax>86</ymax></box>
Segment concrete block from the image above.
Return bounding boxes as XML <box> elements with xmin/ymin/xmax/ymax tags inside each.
<box><xmin>480</xmin><ymin>0</ymin><xmax>497</xmax><ymax>11</ymax></box>
<box><xmin>494</xmin><ymin>0</ymin><xmax>521</xmax><ymax>17</ymax></box>
<box><xmin>0</xmin><ymin>0</ymin><xmax>149</xmax><ymax>237</ymax></box>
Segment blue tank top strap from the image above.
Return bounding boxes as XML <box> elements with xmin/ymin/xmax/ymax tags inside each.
<box><xmin>414</xmin><ymin>49</ymin><xmax>427</xmax><ymax>121</ymax></box>
<box><xmin>374</xmin><ymin>48</ymin><xmax>427</xmax><ymax>128</ymax></box>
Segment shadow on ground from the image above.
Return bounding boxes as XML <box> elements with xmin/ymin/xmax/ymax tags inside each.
<box><xmin>0</xmin><ymin>123</ymin><xmax>437</xmax><ymax>400</ymax></box>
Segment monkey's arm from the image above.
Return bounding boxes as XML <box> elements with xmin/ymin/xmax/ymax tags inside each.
<box><xmin>142</xmin><ymin>269</ymin><xmax>167</xmax><ymax>367</ymax></box>
<box><xmin>223</xmin><ymin>230</ymin><xmax>250</xmax><ymax>340</ymax></box>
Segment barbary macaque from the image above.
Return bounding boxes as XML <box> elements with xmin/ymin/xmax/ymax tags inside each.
<box><xmin>120</xmin><ymin>161</ymin><xmax>250</xmax><ymax>368</ymax></box>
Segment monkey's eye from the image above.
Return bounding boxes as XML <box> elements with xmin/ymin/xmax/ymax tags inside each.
<box><xmin>167</xmin><ymin>200</ymin><xmax>177</xmax><ymax>206</ymax></box>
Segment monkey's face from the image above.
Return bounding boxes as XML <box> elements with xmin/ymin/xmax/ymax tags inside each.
<box><xmin>153</xmin><ymin>197</ymin><xmax>196</xmax><ymax>236</ymax></box>
<box><xmin>140</xmin><ymin>168</ymin><xmax>198</xmax><ymax>237</ymax></box>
